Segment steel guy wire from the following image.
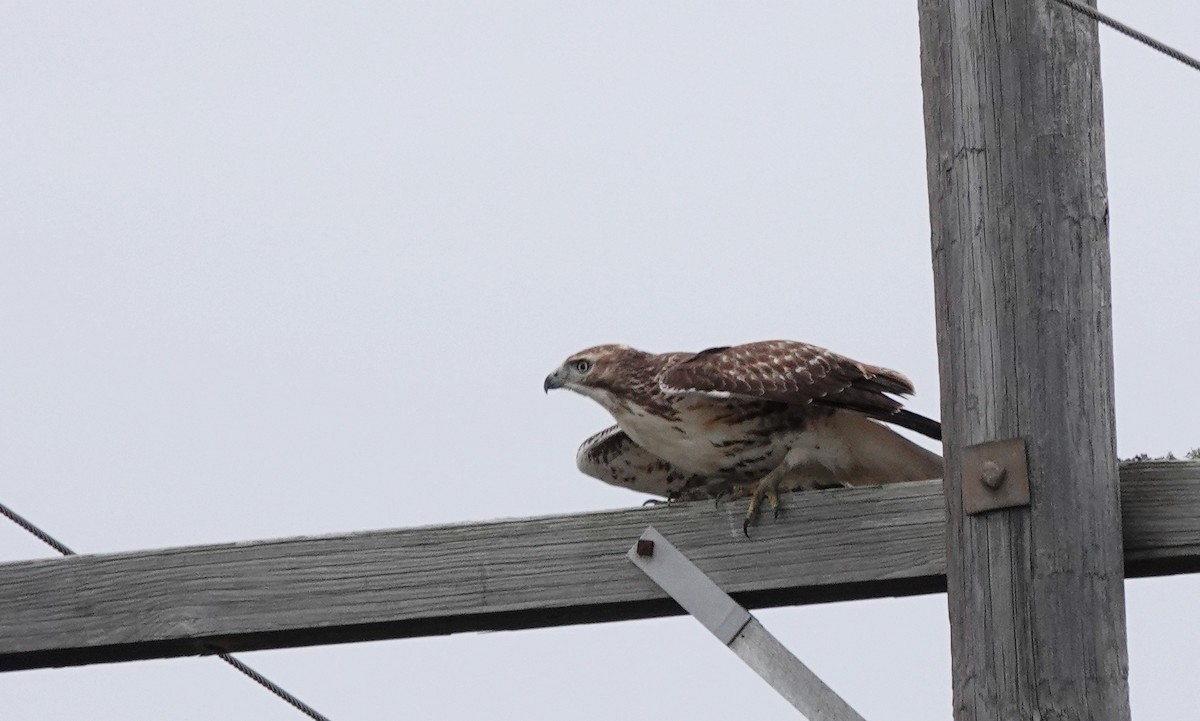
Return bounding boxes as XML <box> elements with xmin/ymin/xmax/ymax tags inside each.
<box><xmin>1050</xmin><ymin>0</ymin><xmax>1200</xmax><ymax>72</ymax></box>
<box><xmin>0</xmin><ymin>500</ymin><xmax>332</xmax><ymax>721</ymax></box>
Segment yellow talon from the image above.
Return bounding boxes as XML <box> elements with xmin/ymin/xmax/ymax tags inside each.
<box><xmin>743</xmin><ymin>466</ymin><xmax>789</xmax><ymax>537</ymax></box>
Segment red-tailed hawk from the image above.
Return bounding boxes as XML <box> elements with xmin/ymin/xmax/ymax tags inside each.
<box><xmin>544</xmin><ymin>340</ymin><xmax>943</xmax><ymax>535</ymax></box>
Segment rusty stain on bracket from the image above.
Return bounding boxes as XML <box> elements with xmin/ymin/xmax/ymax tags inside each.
<box><xmin>962</xmin><ymin>437</ymin><xmax>1030</xmax><ymax>515</ymax></box>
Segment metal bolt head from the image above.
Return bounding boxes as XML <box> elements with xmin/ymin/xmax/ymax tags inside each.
<box><xmin>636</xmin><ymin>539</ymin><xmax>655</xmax><ymax>557</ymax></box>
<box><xmin>980</xmin><ymin>460</ymin><xmax>1007</xmax><ymax>490</ymax></box>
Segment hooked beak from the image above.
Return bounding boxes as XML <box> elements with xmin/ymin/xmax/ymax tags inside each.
<box><xmin>544</xmin><ymin>369</ymin><xmax>566</xmax><ymax>394</ymax></box>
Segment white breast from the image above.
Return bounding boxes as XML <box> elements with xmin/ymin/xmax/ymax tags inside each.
<box><xmin>612</xmin><ymin>398</ymin><xmax>780</xmax><ymax>476</ymax></box>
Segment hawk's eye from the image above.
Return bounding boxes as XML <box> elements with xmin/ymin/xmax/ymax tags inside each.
<box><xmin>573</xmin><ymin>359</ymin><xmax>592</xmax><ymax>373</ymax></box>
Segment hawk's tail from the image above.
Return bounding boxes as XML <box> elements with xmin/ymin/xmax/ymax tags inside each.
<box><xmin>838</xmin><ymin>414</ymin><xmax>944</xmax><ymax>485</ymax></box>
<box><xmin>886</xmin><ymin>409</ymin><xmax>942</xmax><ymax>441</ymax></box>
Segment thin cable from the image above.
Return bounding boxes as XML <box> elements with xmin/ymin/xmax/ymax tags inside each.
<box><xmin>1050</xmin><ymin>0</ymin><xmax>1200</xmax><ymax>72</ymax></box>
<box><xmin>0</xmin><ymin>501</ymin><xmax>76</xmax><ymax>556</ymax></box>
<box><xmin>217</xmin><ymin>652</ymin><xmax>332</xmax><ymax>721</ymax></box>
<box><xmin>1</xmin><ymin>500</ymin><xmax>332</xmax><ymax>721</ymax></box>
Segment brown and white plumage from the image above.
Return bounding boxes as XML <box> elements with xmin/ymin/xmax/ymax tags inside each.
<box><xmin>545</xmin><ymin>340</ymin><xmax>943</xmax><ymax>533</ymax></box>
<box><xmin>574</xmin><ymin>425</ymin><xmax>719</xmax><ymax>498</ymax></box>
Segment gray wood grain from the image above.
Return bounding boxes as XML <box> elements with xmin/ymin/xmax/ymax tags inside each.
<box><xmin>917</xmin><ymin>1</ymin><xmax>1130</xmax><ymax>718</ymax></box>
<box><xmin>1</xmin><ymin>463</ymin><xmax>1196</xmax><ymax>671</ymax></box>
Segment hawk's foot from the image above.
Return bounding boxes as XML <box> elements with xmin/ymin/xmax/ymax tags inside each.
<box><xmin>743</xmin><ymin>488</ymin><xmax>781</xmax><ymax>536</ymax></box>
<box><xmin>743</xmin><ymin>468</ymin><xmax>787</xmax><ymax>538</ymax></box>
<box><xmin>710</xmin><ymin>483</ymin><xmax>750</xmax><ymax>508</ymax></box>
<box><xmin>642</xmin><ymin>490</ymin><xmax>686</xmax><ymax>507</ymax></box>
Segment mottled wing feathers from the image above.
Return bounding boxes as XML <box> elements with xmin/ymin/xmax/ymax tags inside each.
<box><xmin>660</xmin><ymin>340</ymin><xmax>913</xmax><ymax>418</ymax></box>
<box><xmin>559</xmin><ymin>340</ymin><xmax>943</xmax><ymax>500</ymax></box>
<box><xmin>576</xmin><ymin>425</ymin><xmax>715</xmax><ymax>497</ymax></box>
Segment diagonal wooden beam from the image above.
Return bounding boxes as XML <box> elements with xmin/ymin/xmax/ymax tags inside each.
<box><xmin>1</xmin><ymin>461</ymin><xmax>1197</xmax><ymax>672</ymax></box>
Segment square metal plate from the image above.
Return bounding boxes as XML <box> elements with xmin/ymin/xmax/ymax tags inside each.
<box><xmin>961</xmin><ymin>437</ymin><xmax>1030</xmax><ymax>515</ymax></box>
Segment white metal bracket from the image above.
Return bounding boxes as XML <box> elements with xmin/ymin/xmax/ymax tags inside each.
<box><xmin>627</xmin><ymin>526</ymin><xmax>868</xmax><ymax>721</ymax></box>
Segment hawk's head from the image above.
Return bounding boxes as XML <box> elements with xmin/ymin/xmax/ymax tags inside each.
<box><xmin>544</xmin><ymin>344</ymin><xmax>652</xmax><ymax>410</ymax></box>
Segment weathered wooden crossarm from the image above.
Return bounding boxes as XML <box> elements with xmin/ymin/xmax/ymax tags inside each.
<box><xmin>1</xmin><ymin>461</ymin><xmax>1197</xmax><ymax>671</ymax></box>
<box><xmin>1117</xmin><ymin>461</ymin><xmax>1200</xmax><ymax>575</ymax></box>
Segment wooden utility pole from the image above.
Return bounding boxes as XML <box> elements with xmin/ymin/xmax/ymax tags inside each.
<box><xmin>918</xmin><ymin>1</ymin><xmax>1131</xmax><ymax>719</ymax></box>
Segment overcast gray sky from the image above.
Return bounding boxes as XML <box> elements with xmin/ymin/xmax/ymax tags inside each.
<box><xmin>2</xmin><ymin>2</ymin><xmax>1198</xmax><ymax>719</ymax></box>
